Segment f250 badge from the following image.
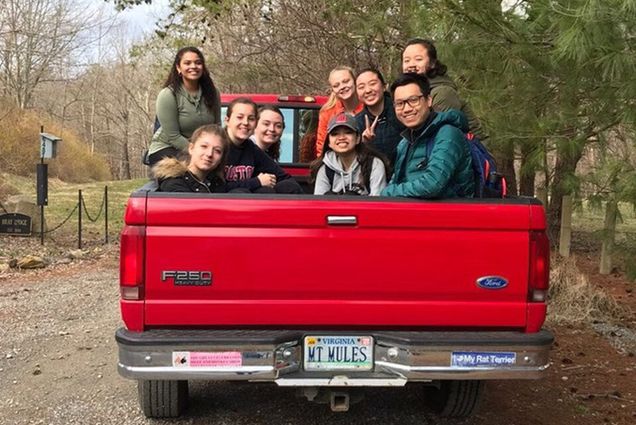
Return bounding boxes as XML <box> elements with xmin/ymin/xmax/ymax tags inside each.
<box><xmin>161</xmin><ymin>271</ymin><xmax>212</xmax><ymax>286</ymax></box>
<box><xmin>476</xmin><ymin>276</ymin><xmax>508</xmax><ymax>290</ymax></box>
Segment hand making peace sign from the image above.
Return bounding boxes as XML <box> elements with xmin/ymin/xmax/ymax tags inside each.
<box><xmin>362</xmin><ymin>115</ymin><xmax>379</xmax><ymax>143</ymax></box>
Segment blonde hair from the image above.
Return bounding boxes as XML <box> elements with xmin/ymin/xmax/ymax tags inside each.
<box><xmin>321</xmin><ymin>65</ymin><xmax>356</xmax><ymax>112</ymax></box>
<box><xmin>189</xmin><ymin>124</ymin><xmax>230</xmax><ymax>181</ymax></box>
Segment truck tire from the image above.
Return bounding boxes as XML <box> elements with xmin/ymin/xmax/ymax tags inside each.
<box><xmin>424</xmin><ymin>380</ymin><xmax>483</xmax><ymax>418</ymax></box>
<box><xmin>138</xmin><ymin>380</ymin><xmax>188</xmax><ymax>418</ymax></box>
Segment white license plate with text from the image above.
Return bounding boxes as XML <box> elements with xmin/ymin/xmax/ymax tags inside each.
<box><xmin>303</xmin><ymin>336</ymin><xmax>373</xmax><ymax>371</ymax></box>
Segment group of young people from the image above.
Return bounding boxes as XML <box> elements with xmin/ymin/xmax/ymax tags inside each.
<box><xmin>148</xmin><ymin>39</ymin><xmax>482</xmax><ymax>199</ymax></box>
<box><xmin>153</xmin><ymin>96</ymin><xmax>302</xmax><ymax>194</ymax></box>
<box><xmin>148</xmin><ymin>46</ymin><xmax>301</xmax><ymax>194</ymax></box>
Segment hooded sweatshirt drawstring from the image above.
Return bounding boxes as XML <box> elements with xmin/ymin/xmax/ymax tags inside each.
<box><xmin>321</xmin><ymin>151</ymin><xmax>364</xmax><ymax>194</ymax></box>
<box><xmin>337</xmin><ymin>170</ymin><xmax>353</xmax><ymax>194</ymax></box>
<box><xmin>340</xmin><ymin>171</ymin><xmax>353</xmax><ymax>193</ymax></box>
<box><xmin>315</xmin><ymin>149</ymin><xmax>387</xmax><ymax>196</ymax></box>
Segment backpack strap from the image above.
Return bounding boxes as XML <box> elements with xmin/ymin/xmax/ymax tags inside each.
<box><xmin>325</xmin><ymin>165</ymin><xmax>335</xmax><ymax>187</ymax></box>
<box><xmin>361</xmin><ymin>157</ymin><xmax>375</xmax><ymax>192</ymax></box>
<box><xmin>326</xmin><ymin>163</ymin><xmax>375</xmax><ymax>194</ymax></box>
<box><xmin>425</xmin><ymin>137</ymin><xmax>435</xmax><ymax>159</ymax></box>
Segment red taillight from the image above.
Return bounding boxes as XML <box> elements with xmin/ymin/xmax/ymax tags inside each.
<box><xmin>120</xmin><ymin>225</ymin><xmax>145</xmax><ymax>300</ymax></box>
<box><xmin>278</xmin><ymin>95</ymin><xmax>316</xmax><ymax>103</ymax></box>
<box><xmin>529</xmin><ymin>231</ymin><xmax>550</xmax><ymax>302</ymax></box>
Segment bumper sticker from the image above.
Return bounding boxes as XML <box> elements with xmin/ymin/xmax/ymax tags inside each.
<box><xmin>451</xmin><ymin>352</ymin><xmax>516</xmax><ymax>367</ymax></box>
<box><xmin>172</xmin><ymin>351</ymin><xmax>243</xmax><ymax>368</ymax></box>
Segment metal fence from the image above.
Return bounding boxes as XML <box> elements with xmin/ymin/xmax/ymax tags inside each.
<box><xmin>37</xmin><ymin>186</ymin><xmax>109</xmax><ymax>248</ymax></box>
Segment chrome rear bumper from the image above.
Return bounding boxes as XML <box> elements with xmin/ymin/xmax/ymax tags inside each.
<box><xmin>116</xmin><ymin>328</ymin><xmax>553</xmax><ymax>384</ymax></box>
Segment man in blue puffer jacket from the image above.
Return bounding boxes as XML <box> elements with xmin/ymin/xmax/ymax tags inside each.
<box><xmin>381</xmin><ymin>73</ymin><xmax>474</xmax><ymax>199</ymax></box>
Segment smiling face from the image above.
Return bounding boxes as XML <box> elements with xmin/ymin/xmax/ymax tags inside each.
<box><xmin>254</xmin><ymin>110</ymin><xmax>284</xmax><ymax>147</ymax></box>
<box><xmin>329</xmin><ymin>70</ymin><xmax>355</xmax><ymax>102</ymax></box>
<box><xmin>402</xmin><ymin>43</ymin><xmax>430</xmax><ymax>75</ymax></box>
<box><xmin>176</xmin><ymin>51</ymin><xmax>204</xmax><ymax>83</ymax></box>
<box><xmin>393</xmin><ymin>83</ymin><xmax>432</xmax><ymax>129</ymax></box>
<box><xmin>356</xmin><ymin>71</ymin><xmax>385</xmax><ymax>108</ymax></box>
<box><xmin>224</xmin><ymin>102</ymin><xmax>257</xmax><ymax>144</ymax></box>
<box><xmin>328</xmin><ymin>126</ymin><xmax>359</xmax><ymax>154</ymax></box>
<box><xmin>188</xmin><ymin>132</ymin><xmax>224</xmax><ymax>174</ymax></box>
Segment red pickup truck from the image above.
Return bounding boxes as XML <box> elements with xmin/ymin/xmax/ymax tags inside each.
<box><xmin>116</xmin><ymin>94</ymin><xmax>553</xmax><ymax>419</ymax></box>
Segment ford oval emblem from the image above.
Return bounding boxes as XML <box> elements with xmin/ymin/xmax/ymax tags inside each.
<box><xmin>476</xmin><ymin>276</ymin><xmax>509</xmax><ymax>290</ymax></box>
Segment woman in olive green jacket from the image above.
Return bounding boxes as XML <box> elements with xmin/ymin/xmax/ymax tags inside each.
<box><xmin>402</xmin><ymin>38</ymin><xmax>485</xmax><ymax>141</ymax></box>
<box><xmin>147</xmin><ymin>47</ymin><xmax>221</xmax><ymax>166</ymax></box>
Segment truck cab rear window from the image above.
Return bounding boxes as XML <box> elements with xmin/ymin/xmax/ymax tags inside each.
<box><xmin>221</xmin><ymin>106</ymin><xmax>319</xmax><ymax>164</ymax></box>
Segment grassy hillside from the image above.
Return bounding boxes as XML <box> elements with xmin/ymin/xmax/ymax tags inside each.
<box><xmin>1</xmin><ymin>173</ymin><xmax>147</xmax><ymax>245</ymax></box>
<box><xmin>0</xmin><ymin>99</ymin><xmax>111</xmax><ymax>182</ymax></box>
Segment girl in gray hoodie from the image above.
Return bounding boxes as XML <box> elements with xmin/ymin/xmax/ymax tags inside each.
<box><xmin>312</xmin><ymin>113</ymin><xmax>389</xmax><ymax>196</ymax></box>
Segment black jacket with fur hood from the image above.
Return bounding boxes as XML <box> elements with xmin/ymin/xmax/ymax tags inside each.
<box><xmin>153</xmin><ymin>157</ymin><xmax>226</xmax><ymax>193</ymax></box>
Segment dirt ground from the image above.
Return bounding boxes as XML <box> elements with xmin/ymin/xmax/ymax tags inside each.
<box><xmin>0</xmin><ymin>239</ymin><xmax>634</xmax><ymax>425</ymax></box>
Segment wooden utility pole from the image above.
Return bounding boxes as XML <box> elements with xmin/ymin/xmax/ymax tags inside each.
<box><xmin>558</xmin><ymin>195</ymin><xmax>573</xmax><ymax>257</ymax></box>
<box><xmin>600</xmin><ymin>200</ymin><xmax>618</xmax><ymax>275</ymax></box>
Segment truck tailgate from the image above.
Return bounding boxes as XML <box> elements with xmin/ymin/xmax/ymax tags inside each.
<box><xmin>141</xmin><ymin>195</ymin><xmax>545</xmax><ymax>329</ymax></box>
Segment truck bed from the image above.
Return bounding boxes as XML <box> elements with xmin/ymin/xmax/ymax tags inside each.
<box><xmin>121</xmin><ymin>193</ymin><xmax>547</xmax><ymax>333</ymax></box>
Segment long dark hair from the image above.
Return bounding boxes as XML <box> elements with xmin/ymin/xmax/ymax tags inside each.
<box><xmin>310</xmin><ymin>132</ymin><xmax>390</xmax><ymax>190</ymax></box>
<box><xmin>299</xmin><ymin>110</ymin><xmax>319</xmax><ymax>163</ymax></box>
<box><xmin>164</xmin><ymin>47</ymin><xmax>220</xmax><ymax>114</ymax></box>
<box><xmin>402</xmin><ymin>38</ymin><xmax>448</xmax><ymax>79</ymax></box>
<box><xmin>256</xmin><ymin>105</ymin><xmax>285</xmax><ymax>161</ymax></box>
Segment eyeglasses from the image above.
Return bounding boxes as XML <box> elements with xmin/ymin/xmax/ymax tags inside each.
<box><xmin>394</xmin><ymin>95</ymin><xmax>424</xmax><ymax>110</ymax></box>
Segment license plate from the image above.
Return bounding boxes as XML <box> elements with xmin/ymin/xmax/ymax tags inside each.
<box><xmin>304</xmin><ymin>336</ymin><xmax>373</xmax><ymax>371</ymax></box>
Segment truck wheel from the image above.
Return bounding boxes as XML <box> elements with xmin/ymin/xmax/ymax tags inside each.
<box><xmin>424</xmin><ymin>380</ymin><xmax>483</xmax><ymax>418</ymax></box>
<box><xmin>137</xmin><ymin>380</ymin><xmax>188</xmax><ymax>418</ymax></box>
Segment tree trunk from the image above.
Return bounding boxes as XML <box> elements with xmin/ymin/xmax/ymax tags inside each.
<box><xmin>518</xmin><ymin>143</ymin><xmax>536</xmax><ymax>196</ymax></box>
<box><xmin>1</xmin><ymin>0</ymin><xmax>98</xmax><ymax>111</ymax></box>
<box><xmin>494</xmin><ymin>143</ymin><xmax>517</xmax><ymax>196</ymax></box>
<box><xmin>536</xmin><ymin>187</ymin><xmax>547</xmax><ymax>207</ymax></box>
<box><xmin>90</xmin><ymin>77</ymin><xmax>97</xmax><ymax>154</ymax></box>
<box><xmin>121</xmin><ymin>108</ymin><xmax>131</xmax><ymax>180</ymax></box>
<box><xmin>546</xmin><ymin>141</ymin><xmax>585</xmax><ymax>242</ymax></box>
<box><xmin>599</xmin><ymin>200</ymin><xmax>618</xmax><ymax>275</ymax></box>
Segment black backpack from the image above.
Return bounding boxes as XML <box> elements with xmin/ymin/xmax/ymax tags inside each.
<box><xmin>324</xmin><ymin>165</ymin><xmax>372</xmax><ymax>195</ymax></box>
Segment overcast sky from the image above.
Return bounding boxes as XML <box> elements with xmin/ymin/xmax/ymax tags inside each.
<box><xmin>112</xmin><ymin>0</ymin><xmax>172</xmax><ymax>38</ymax></box>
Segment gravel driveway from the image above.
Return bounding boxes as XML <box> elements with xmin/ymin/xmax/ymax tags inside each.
<box><xmin>0</xmin><ymin>258</ymin><xmax>458</xmax><ymax>425</ymax></box>
<box><xmin>1</xmin><ymin>256</ymin><xmax>633</xmax><ymax>425</ymax></box>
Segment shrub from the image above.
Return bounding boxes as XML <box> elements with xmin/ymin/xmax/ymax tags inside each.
<box><xmin>0</xmin><ymin>174</ymin><xmax>19</xmax><ymax>204</ymax></box>
<box><xmin>0</xmin><ymin>99</ymin><xmax>111</xmax><ymax>182</ymax></box>
<box><xmin>48</xmin><ymin>130</ymin><xmax>111</xmax><ymax>182</ymax></box>
<box><xmin>548</xmin><ymin>255</ymin><xmax>629</xmax><ymax>325</ymax></box>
